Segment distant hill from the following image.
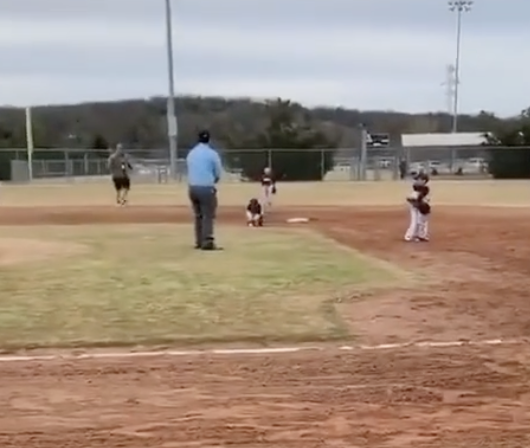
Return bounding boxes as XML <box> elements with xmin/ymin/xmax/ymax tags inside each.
<box><xmin>0</xmin><ymin>95</ymin><xmax>515</xmax><ymax>150</ymax></box>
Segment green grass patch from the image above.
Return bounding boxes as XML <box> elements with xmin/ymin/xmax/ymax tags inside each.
<box><xmin>0</xmin><ymin>225</ymin><xmax>404</xmax><ymax>350</ymax></box>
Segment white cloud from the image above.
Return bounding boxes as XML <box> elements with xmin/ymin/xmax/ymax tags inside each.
<box><xmin>0</xmin><ymin>75</ymin><xmax>164</xmax><ymax>107</ymax></box>
<box><xmin>0</xmin><ymin>0</ymin><xmax>528</xmax><ymax>116</ymax></box>
<box><xmin>0</xmin><ymin>19</ymin><xmax>163</xmax><ymax>48</ymax></box>
<box><xmin>0</xmin><ymin>16</ymin><xmax>510</xmax><ymax>69</ymax></box>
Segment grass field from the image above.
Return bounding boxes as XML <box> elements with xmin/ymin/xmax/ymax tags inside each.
<box><xmin>1</xmin><ymin>179</ymin><xmax>529</xmax><ymax>206</ymax></box>
<box><xmin>0</xmin><ymin>224</ymin><xmax>406</xmax><ymax>351</ymax></box>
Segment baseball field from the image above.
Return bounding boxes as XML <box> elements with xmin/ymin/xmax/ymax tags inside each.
<box><xmin>1</xmin><ymin>180</ymin><xmax>530</xmax><ymax>447</ymax></box>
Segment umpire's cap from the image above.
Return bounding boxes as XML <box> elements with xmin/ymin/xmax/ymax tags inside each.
<box><xmin>198</xmin><ymin>130</ymin><xmax>210</xmax><ymax>144</ymax></box>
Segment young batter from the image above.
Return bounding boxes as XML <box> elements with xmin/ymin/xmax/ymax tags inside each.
<box><xmin>246</xmin><ymin>198</ymin><xmax>264</xmax><ymax>227</ymax></box>
<box><xmin>404</xmin><ymin>173</ymin><xmax>431</xmax><ymax>242</ymax></box>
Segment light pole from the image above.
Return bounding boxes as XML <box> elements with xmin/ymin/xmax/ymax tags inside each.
<box><xmin>164</xmin><ymin>0</ymin><xmax>178</xmax><ymax>180</ymax></box>
<box><xmin>448</xmin><ymin>0</ymin><xmax>472</xmax><ymax>133</ymax></box>
<box><xmin>25</xmin><ymin>106</ymin><xmax>34</xmax><ymax>181</ymax></box>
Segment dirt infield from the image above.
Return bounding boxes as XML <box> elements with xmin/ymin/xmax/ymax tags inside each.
<box><xmin>2</xmin><ymin>205</ymin><xmax>530</xmax><ymax>447</ymax></box>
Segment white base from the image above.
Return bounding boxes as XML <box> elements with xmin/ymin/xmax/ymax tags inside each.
<box><xmin>286</xmin><ymin>217</ymin><xmax>310</xmax><ymax>223</ymax></box>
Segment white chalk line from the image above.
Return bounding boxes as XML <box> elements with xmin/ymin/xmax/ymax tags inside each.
<box><xmin>0</xmin><ymin>338</ymin><xmax>525</xmax><ymax>363</ymax></box>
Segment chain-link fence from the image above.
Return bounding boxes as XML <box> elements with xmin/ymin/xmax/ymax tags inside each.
<box><xmin>219</xmin><ymin>148</ymin><xmax>367</xmax><ymax>181</ymax></box>
<box><xmin>404</xmin><ymin>145</ymin><xmax>492</xmax><ymax>176</ymax></box>
<box><xmin>1</xmin><ymin>145</ymin><xmax>528</xmax><ymax>182</ymax></box>
<box><xmin>3</xmin><ymin>148</ymin><xmax>171</xmax><ymax>183</ymax></box>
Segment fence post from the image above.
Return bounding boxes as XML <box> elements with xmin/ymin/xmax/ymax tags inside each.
<box><xmin>349</xmin><ymin>147</ymin><xmax>356</xmax><ymax>181</ymax></box>
<box><xmin>359</xmin><ymin>126</ymin><xmax>368</xmax><ymax>181</ymax></box>
<box><xmin>267</xmin><ymin>149</ymin><xmax>272</xmax><ymax>170</ymax></box>
<box><xmin>39</xmin><ymin>160</ymin><xmax>45</xmax><ymax>178</ymax></box>
<box><xmin>392</xmin><ymin>152</ymin><xmax>399</xmax><ymax>181</ymax></box>
<box><xmin>63</xmin><ymin>150</ymin><xmax>69</xmax><ymax>177</ymax></box>
<box><xmin>405</xmin><ymin>147</ymin><xmax>411</xmax><ymax>175</ymax></box>
<box><xmin>320</xmin><ymin>149</ymin><xmax>325</xmax><ymax>180</ymax></box>
<box><xmin>373</xmin><ymin>156</ymin><xmax>381</xmax><ymax>181</ymax></box>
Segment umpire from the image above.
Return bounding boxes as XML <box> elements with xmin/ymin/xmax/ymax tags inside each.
<box><xmin>186</xmin><ymin>130</ymin><xmax>222</xmax><ymax>250</ymax></box>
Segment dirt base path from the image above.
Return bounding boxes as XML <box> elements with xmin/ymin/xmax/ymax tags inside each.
<box><xmin>1</xmin><ymin>205</ymin><xmax>530</xmax><ymax>447</ymax></box>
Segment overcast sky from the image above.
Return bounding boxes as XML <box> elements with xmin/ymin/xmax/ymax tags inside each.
<box><xmin>0</xmin><ymin>0</ymin><xmax>527</xmax><ymax>115</ymax></box>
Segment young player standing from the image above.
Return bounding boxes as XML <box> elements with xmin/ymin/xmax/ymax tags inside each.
<box><xmin>261</xmin><ymin>167</ymin><xmax>276</xmax><ymax>207</ymax></box>
<box><xmin>404</xmin><ymin>172</ymin><xmax>431</xmax><ymax>242</ymax></box>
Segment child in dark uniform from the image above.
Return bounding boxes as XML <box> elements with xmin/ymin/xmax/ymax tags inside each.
<box><xmin>404</xmin><ymin>172</ymin><xmax>431</xmax><ymax>241</ymax></box>
<box><xmin>246</xmin><ymin>198</ymin><xmax>264</xmax><ymax>227</ymax></box>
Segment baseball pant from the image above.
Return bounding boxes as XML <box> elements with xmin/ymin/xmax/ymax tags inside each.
<box><xmin>262</xmin><ymin>185</ymin><xmax>274</xmax><ymax>206</ymax></box>
<box><xmin>189</xmin><ymin>186</ymin><xmax>217</xmax><ymax>247</ymax></box>
<box><xmin>246</xmin><ymin>211</ymin><xmax>262</xmax><ymax>225</ymax></box>
<box><xmin>405</xmin><ymin>204</ymin><xmax>429</xmax><ymax>240</ymax></box>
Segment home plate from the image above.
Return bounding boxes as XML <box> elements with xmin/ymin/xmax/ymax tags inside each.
<box><xmin>286</xmin><ymin>217</ymin><xmax>310</xmax><ymax>223</ymax></box>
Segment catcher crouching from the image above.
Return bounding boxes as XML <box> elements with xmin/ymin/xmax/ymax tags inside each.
<box><xmin>246</xmin><ymin>198</ymin><xmax>264</xmax><ymax>227</ymax></box>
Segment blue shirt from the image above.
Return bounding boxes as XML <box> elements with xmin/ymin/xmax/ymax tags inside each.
<box><xmin>185</xmin><ymin>143</ymin><xmax>222</xmax><ymax>187</ymax></box>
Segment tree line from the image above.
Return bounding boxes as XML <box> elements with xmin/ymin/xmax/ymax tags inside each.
<box><xmin>0</xmin><ymin>96</ymin><xmax>529</xmax><ymax>180</ymax></box>
<box><xmin>486</xmin><ymin>108</ymin><xmax>530</xmax><ymax>179</ymax></box>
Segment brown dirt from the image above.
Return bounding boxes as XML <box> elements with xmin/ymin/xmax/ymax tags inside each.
<box><xmin>1</xmin><ymin>204</ymin><xmax>530</xmax><ymax>447</ymax></box>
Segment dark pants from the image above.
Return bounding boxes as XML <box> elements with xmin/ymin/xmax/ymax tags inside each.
<box><xmin>112</xmin><ymin>176</ymin><xmax>130</xmax><ymax>190</ymax></box>
<box><xmin>188</xmin><ymin>186</ymin><xmax>217</xmax><ymax>247</ymax></box>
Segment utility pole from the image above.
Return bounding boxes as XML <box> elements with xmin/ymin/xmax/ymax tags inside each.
<box><xmin>441</xmin><ymin>64</ymin><xmax>457</xmax><ymax>129</ymax></box>
<box><xmin>164</xmin><ymin>0</ymin><xmax>178</xmax><ymax>180</ymax></box>
<box><xmin>448</xmin><ymin>0</ymin><xmax>473</xmax><ymax>133</ymax></box>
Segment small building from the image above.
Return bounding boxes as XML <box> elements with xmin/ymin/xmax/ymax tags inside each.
<box><xmin>400</xmin><ymin>132</ymin><xmax>489</xmax><ymax>174</ymax></box>
<box><xmin>401</xmin><ymin>132</ymin><xmax>488</xmax><ymax>147</ymax></box>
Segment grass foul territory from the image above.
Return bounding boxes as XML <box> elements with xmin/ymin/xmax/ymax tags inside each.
<box><xmin>0</xmin><ymin>225</ymin><xmax>402</xmax><ymax>351</ymax></box>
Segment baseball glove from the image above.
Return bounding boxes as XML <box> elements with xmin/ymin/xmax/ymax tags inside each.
<box><xmin>271</xmin><ymin>185</ymin><xmax>277</xmax><ymax>194</ymax></box>
<box><xmin>417</xmin><ymin>201</ymin><xmax>431</xmax><ymax>215</ymax></box>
